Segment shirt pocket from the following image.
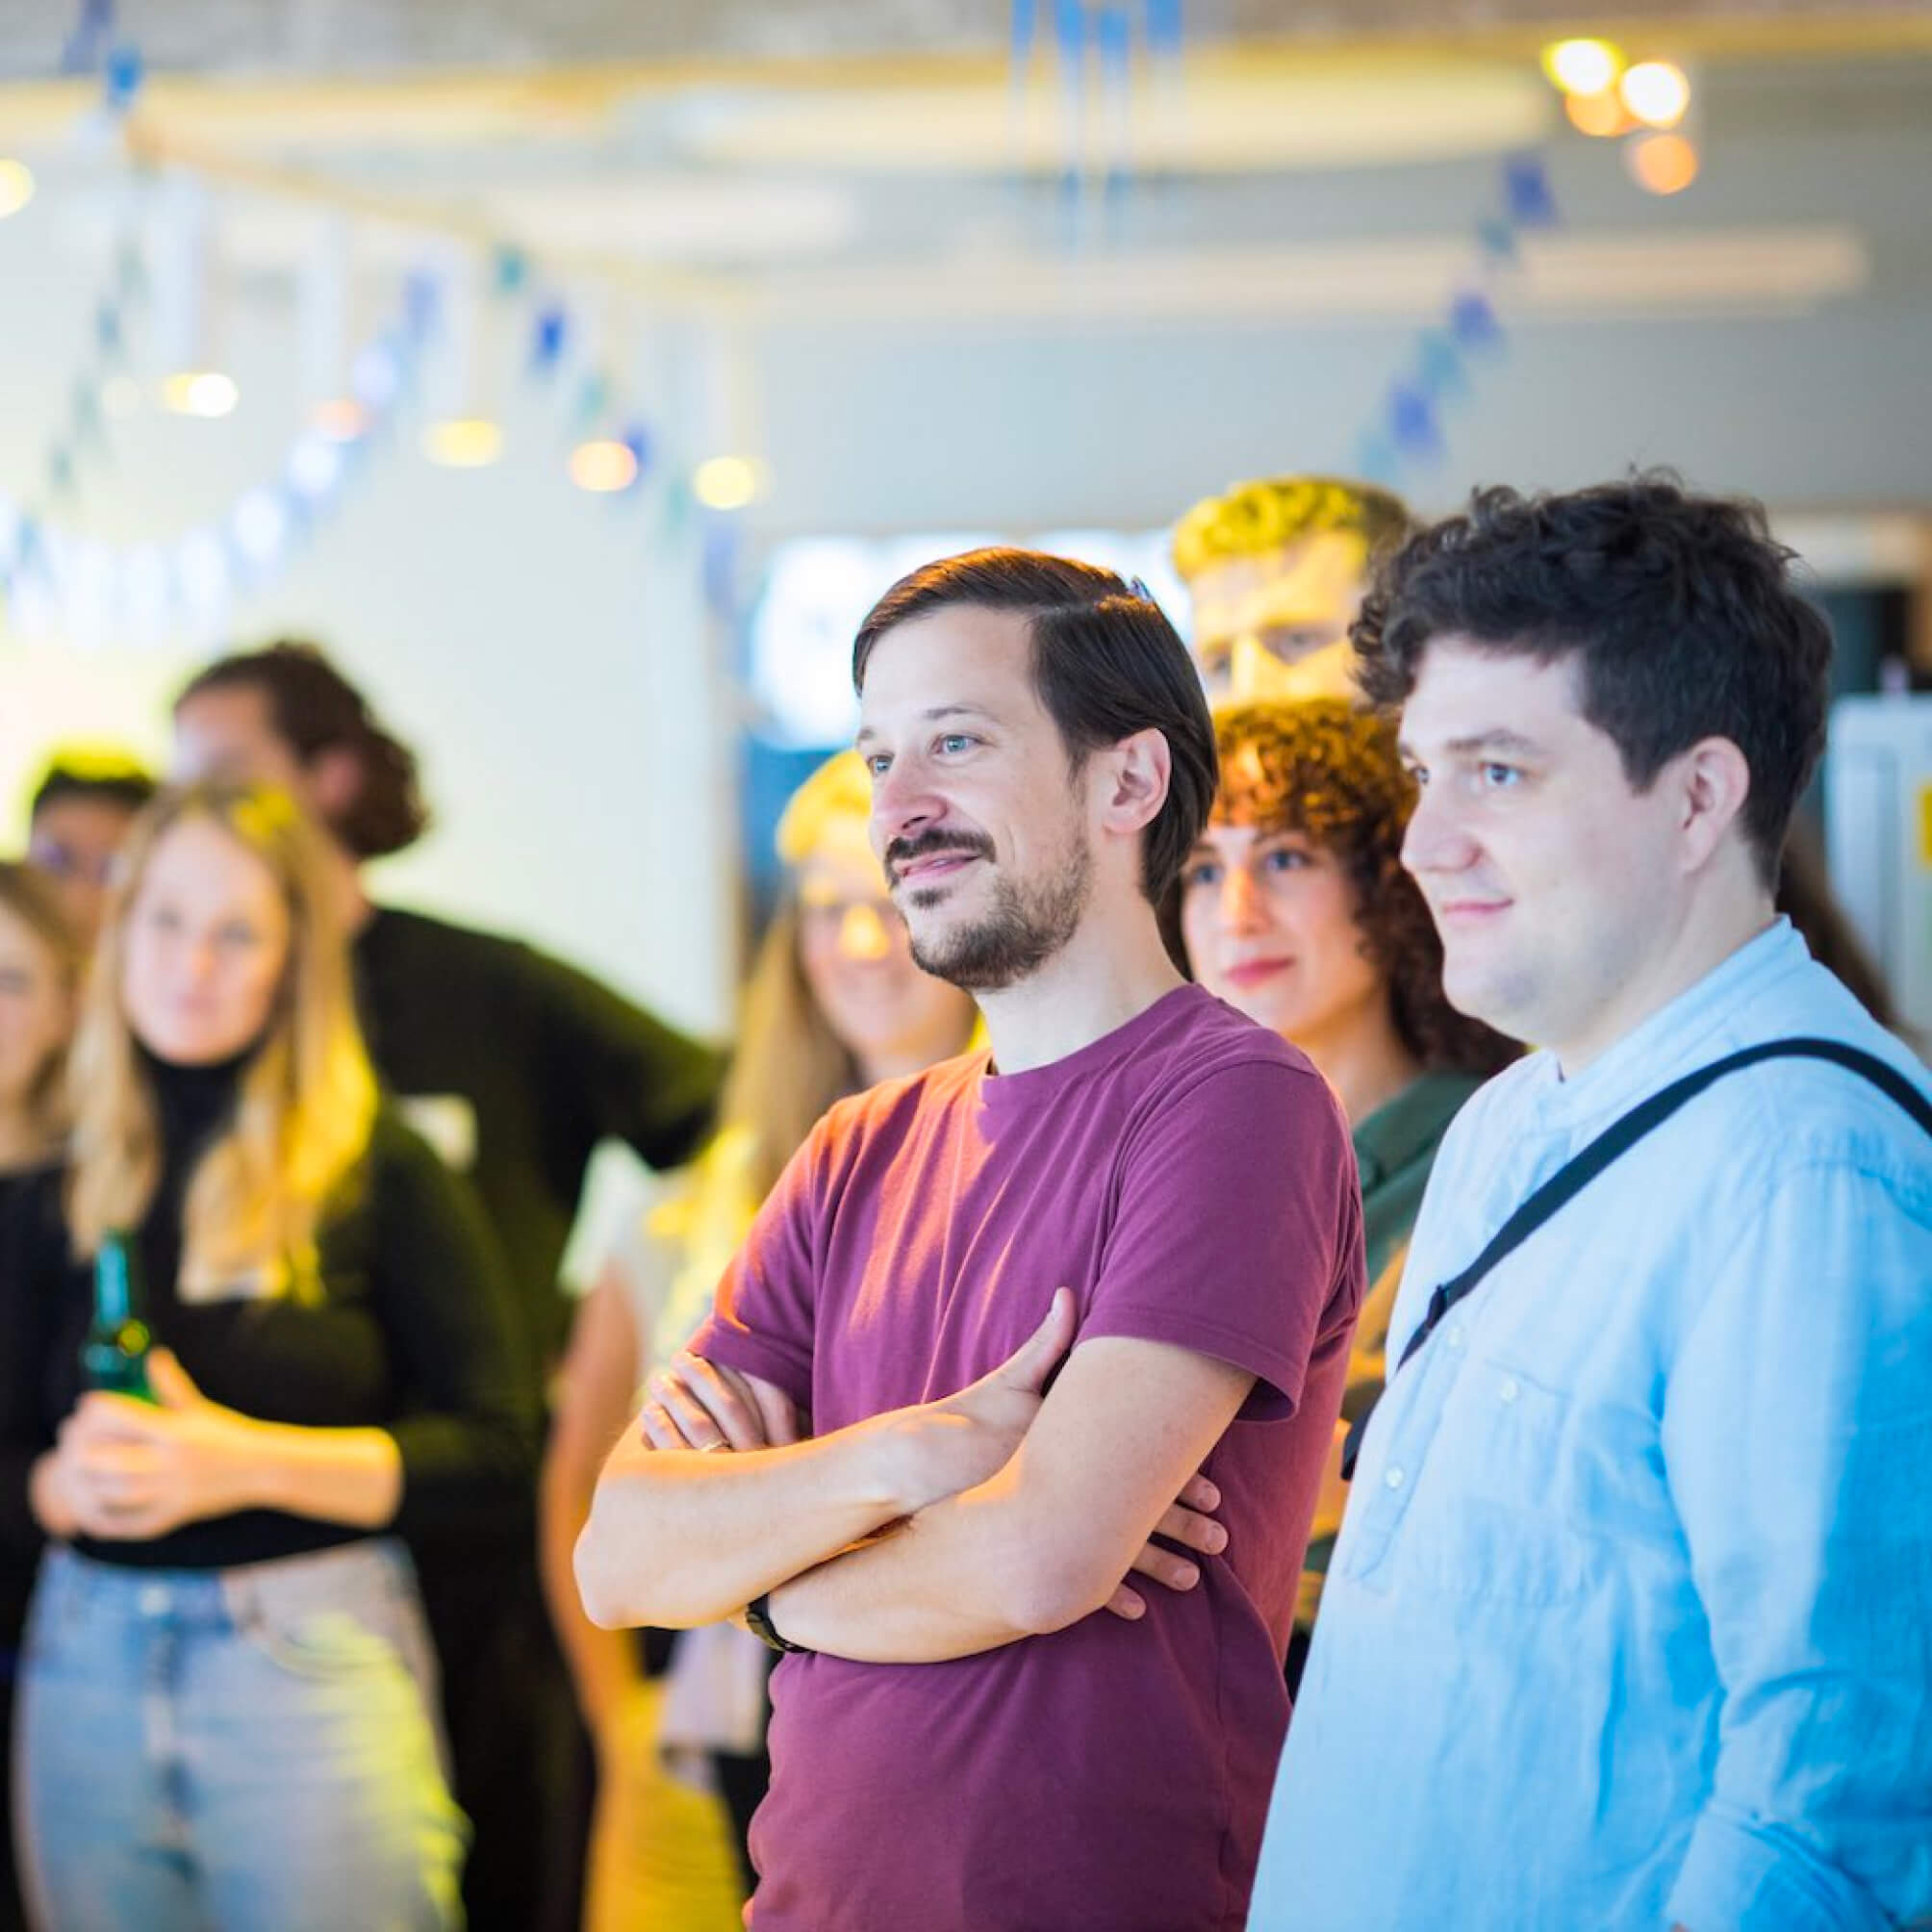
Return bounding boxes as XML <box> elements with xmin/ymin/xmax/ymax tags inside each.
<box><xmin>1402</xmin><ymin>1357</ymin><xmax>1609</xmax><ymax>1607</ymax></box>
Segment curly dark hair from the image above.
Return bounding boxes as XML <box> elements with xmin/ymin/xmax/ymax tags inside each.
<box><xmin>176</xmin><ymin>641</ymin><xmax>431</xmax><ymax>861</ymax></box>
<box><xmin>1184</xmin><ymin>699</ymin><xmax>1517</xmax><ymax>1078</ymax></box>
<box><xmin>1353</xmin><ymin>472</ymin><xmax>1833</xmax><ymax>888</ymax></box>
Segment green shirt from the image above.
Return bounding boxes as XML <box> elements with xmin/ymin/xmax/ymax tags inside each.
<box><xmin>1299</xmin><ymin>1070</ymin><xmax>1486</xmax><ymax>1622</ymax></box>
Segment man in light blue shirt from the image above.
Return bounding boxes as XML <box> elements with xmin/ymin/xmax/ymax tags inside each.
<box><xmin>1252</xmin><ymin>475</ymin><xmax>1931</xmax><ymax>1932</ymax></box>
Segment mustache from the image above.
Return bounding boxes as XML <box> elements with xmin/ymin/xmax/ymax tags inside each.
<box><xmin>884</xmin><ymin>828</ymin><xmax>996</xmax><ymax>882</ymax></box>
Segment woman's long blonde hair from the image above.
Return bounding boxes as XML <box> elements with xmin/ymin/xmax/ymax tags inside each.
<box><xmin>65</xmin><ymin>782</ymin><xmax>378</xmax><ymax>1301</ymax></box>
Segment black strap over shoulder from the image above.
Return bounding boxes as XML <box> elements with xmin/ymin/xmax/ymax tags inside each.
<box><xmin>1338</xmin><ymin>1038</ymin><xmax>1930</xmax><ymax>1481</ymax></box>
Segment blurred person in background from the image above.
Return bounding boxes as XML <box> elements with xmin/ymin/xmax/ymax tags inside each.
<box><xmin>172</xmin><ymin>640</ymin><xmax>725</xmax><ymax>1932</ymax></box>
<box><xmin>23</xmin><ymin>754</ymin><xmax>157</xmax><ymax>953</ymax></box>
<box><xmin>1174</xmin><ymin>699</ymin><xmax>1516</xmax><ymax>1687</ymax></box>
<box><xmin>1171</xmin><ymin>476</ymin><xmax>1412</xmax><ymax>703</ymax></box>
<box><xmin>541</xmin><ymin>750</ymin><xmax>976</xmax><ymax>1930</ymax></box>
<box><xmin>1</xmin><ymin>783</ymin><xmax>534</xmax><ymax>1931</ymax></box>
<box><xmin>0</xmin><ymin>864</ymin><xmax>83</xmax><ymax>1932</ymax></box>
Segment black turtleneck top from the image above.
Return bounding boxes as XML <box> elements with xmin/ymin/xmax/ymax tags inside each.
<box><xmin>0</xmin><ymin>1050</ymin><xmax>537</xmax><ymax>1572</ymax></box>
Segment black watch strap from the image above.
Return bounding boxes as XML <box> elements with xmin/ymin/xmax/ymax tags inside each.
<box><xmin>744</xmin><ymin>1590</ymin><xmax>811</xmax><ymax>1656</ymax></box>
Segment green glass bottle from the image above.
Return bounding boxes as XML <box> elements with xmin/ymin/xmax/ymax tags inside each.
<box><xmin>81</xmin><ymin>1232</ymin><xmax>154</xmax><ymax>1400</ymax></box>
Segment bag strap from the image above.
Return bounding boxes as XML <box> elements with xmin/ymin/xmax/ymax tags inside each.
<box><xmin>1339</xmin><ymin>1038</ymin><xmax>1930</xmax><ymax>1481</ymax></box>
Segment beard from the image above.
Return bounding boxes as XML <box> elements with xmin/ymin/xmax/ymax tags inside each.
<box><xmin>895</xmin><ymin>831</ymin><xmax>1093</xmax><ymax>994</ymax></box>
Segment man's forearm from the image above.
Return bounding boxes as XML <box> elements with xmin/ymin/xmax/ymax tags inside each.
<box><xmin>575</xmin><ymin>1416</ymin><xmax>913</xmax><ymax>1631</ymax></box>
<box><xmin>771</xmin><ymin>1469</ymin><xmax>1094</xmax><ymax>1664</ymax></box>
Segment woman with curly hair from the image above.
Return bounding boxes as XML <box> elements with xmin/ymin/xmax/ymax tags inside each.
<box><xmin>1174</xmin><ymin>698</ymin><xmax>1516</xmax><ymax>1682</ymax></box>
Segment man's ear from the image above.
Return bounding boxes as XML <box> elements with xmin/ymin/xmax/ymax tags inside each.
<box><xmin>305</xmin><ymin>744</ymin><xmax>365</xmax><ymax>826</ymax></box>
<box><xmin>1673</xmin><ymin>735</ymin><xmax>1753</xmax><ymax>875</ymax></box>
<box><xmin>1098</xmin><ymin>729</ymin><xmax>1173</xmax><ymax>840</ymax></box>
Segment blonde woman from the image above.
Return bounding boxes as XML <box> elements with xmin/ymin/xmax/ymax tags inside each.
<box><xmin>541</xmin><ymin>752</ymin><xmax>976</xmax><ymax>1930</ymax></box>
<box><xmin>0</xmin><ymin>784</ymin><xmax>535</xmax><ymax>1931</ymax></box>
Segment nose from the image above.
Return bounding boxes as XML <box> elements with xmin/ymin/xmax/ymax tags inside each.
<box><xmin>869</xmin><ymin>755</ymin><xmax>944</xmax><ymax>852</ymax></box>
<box><xmin>838</xmin><ymin>902</ymin><xmax>893</xmax><ymax>962</ymax></box>
<box><xmin>1218</xmin><ymin>863</ymin><xmax>1267</xmax><ymax>936</ymax></box>
<box><xmin>1401</xmin><ymin>781</ymin><xmax>1479</xmax><ymax>878</ymax></box>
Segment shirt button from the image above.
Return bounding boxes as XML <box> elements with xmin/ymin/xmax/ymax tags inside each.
<box><xmin>1384</xmin><ymin>1465</ymin><xmax>1406</xmax><ymax>1490</ymax></box>
<box><xmin>139</xmin><ymin>1585</ymin><xmax>170</xmax><ymax>1616</ymax></box>
<box><xmin>1498</xmin><ymin>1376</ymin><xmax>1520</xmax><ymax>1404</ymax></box>
<box><xmin>1445</xmin><ymin>1325</ymin><xmax>1466</xmax><ymax>1351</ymax></box>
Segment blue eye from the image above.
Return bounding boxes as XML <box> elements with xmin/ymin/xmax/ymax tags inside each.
<box><xmin>936</xmin><ymin>733</ymin><xmax>976</xmax><ymax>755</ymax></box>
<box><xmin>1405</xmin><ymin>764</ymin><xmax>1429</xmax><ymax>789</ymax></box>
<box><xmin>1262</xmin><ymin>847</ymin><xmax>1312</xmax><ymax>874</ymax></box>
<box><xmin>1182</xmin><ymin>861</ymin><xmax>1221</xmax><ymax>891</ymax></box>
<box><xmin>1480</xmin><ymin>763</ymin><xmax>1522</xmax><ymax>790</ymax></box>
<box><xmin>865</xmin><ymin>754</ymin><xmax>891</xmax><ymax>777</ymax></box>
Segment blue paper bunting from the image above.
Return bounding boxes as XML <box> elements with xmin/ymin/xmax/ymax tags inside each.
<box><xmin>1449</xmin><ymin>289</ymin><xmax>1502</xmax><ymax>350</ymax></box>
<box><xmin>103</xmin><ymin>42</ymin><xmax>143</xmax><ymax>112</ymax></box>
<box><xmin>1388</xmin><ymin>384</ymin><xmax>1442</xmax><ymax>457</ymax></box>
<box><xmin>531</xmin><ymin>306</ymin><xmax>569</xmax><ymax>371</ymax></box>
<box><xmin>1503</xmin><ymin>152</ymin><xmax>1558</xmax><ymax>228</ymax></box>
<box><xmin>1415</xmin><ymin>329</ymin><xmax>1467</xmax><ymax>399</ymax></box>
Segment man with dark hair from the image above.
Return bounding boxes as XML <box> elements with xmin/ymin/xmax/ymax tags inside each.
<box><xmin>173</xmin><ymin>639</ymin><xmax>724</xmax><ymax>1932</ymax></box>
<box><xmin>578</xmin><ymin>547</ymin><xmax>1363</xmax><ymax>1930</ymax></box>
<box><xmin>1252</xmin><ymin>476</ymin><xmax>1932</xmax><ymax>1931</ymax></box>
<box><xmin>23</xmin><ymin>753</ymin><xmax>157</xmax><ymax>948</ymax></box>
<box><xmin>1171</xmin><ymin>474</ymin><xmax>1414</xmax><ymax>701</ymax></box>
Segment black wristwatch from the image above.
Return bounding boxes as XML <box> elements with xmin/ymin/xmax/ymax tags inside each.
<box><xmin>744</xmin><ymin>1590</ymin><xmax>812</xmax><ymax>1656</ymax></box>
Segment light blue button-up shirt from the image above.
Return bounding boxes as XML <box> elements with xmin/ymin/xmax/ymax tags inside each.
<box><xmin>1251</xmin><ymin>922</ymin><xmax>1932</xmax><ymax>1931</ymax></box>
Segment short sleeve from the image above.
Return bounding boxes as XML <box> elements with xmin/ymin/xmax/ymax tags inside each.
<box><xmin>1080</xmin><ymin>1057</ymin><xmax>1362</xmax><ymax>1419</ymax></box>
<box><xmin>685</xmin><ymin>1129</ymin><xmax>826</xmax><ymax>1417</ymax></box>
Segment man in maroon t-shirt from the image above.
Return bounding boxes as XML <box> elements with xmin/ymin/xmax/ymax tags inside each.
<box><xmin>578</xmin><ymin>548</ymin><xmax>1364</xmax><ymax>1930</ymax></box>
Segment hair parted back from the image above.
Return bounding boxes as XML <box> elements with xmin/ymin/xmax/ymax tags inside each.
<box><xmin>177</xmin><ymin>641</ymin><xmax>430</xmax><ymax>860</ymax></box>
<box><xmin>852</xmin><ymin>547</ymin><xmax>1217</xmax><ymax>903</ymax></box>
<box><xmin>0</xmin><ymin>860</ymin><xmax>83</xmax><ymax>1140</ymax></box>
<box><xmin>1171</xmin><ymin>475</ymin><xmax>1414</xmax><ymax>581</ymax></box>
<box><xmin>65</xmin><ymin>782</ymin><xmax>378</xmax><ymax>1301</ymax></box>
<box><xmin>1195</xmin><ymin>699</ymin><xmax>1517</xmax><ymax>1078</ymax></box>
<box><xmin>1353</xmin><ymin>472</ymin><xmax>1833</xmax><ymax>887</ymax></box>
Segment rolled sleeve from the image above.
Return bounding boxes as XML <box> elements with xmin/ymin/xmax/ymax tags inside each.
<box><xmin>1667</xmin><ymin>1803</ymin><xmax>1892</xmax><ymax>1932</ymax></box>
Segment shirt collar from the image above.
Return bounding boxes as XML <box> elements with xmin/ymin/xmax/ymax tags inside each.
<box><xmin>1353</xmin><ymin>1070</ymin><xmax>1487</xmax><ymax>1190</ymax></box>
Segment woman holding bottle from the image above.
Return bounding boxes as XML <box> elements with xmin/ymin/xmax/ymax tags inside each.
<box><xmin>0</xmin><ymin>782</ymin><xmax>535</xmax><ymax>1931</ymax></box>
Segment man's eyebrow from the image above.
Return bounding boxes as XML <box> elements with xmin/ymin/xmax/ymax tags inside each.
<box><xmin>855</xmin><ymin>704</ymin><xmax>1001</xmax><ymax>751</ymax></box>
<box><xmin>1398</xmin><ymin>728</ymin><xmax>1547</xmax><ymax>761</ymax></box>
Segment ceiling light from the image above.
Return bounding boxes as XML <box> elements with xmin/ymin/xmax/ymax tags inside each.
<box><xmin>0</xmin><ymin>159</ymin><xmax>33</xmax><ymax>218</ymax></box>
<box><xmin>1627</xmin><ymin>133</ymin><xmax>1700</xmax><ymax>196</ymax></box>
<box><xmin>1541</xmin><ymin>39</ymin><xmax>1623</xmax><ymax>97</ymax></box>
<box><xmin>1620</xmin><ymin>62</ymin><xmax>1690</xmax><ymax>130</ymax></box>
<box><xmin>692</xmin><ymin>456</ymin><xmax>766</xmax><ymax>511</ymax></box>
<box><xmin>1564</xmin><ymin>89</ymin><xmax>1630</xmax><ymax>139</ymax></box>
<box><xmin>422</xmin><ymin>419</ymin><xmax>503</xmax><ymax>468</ymax></box>
<box><xmin>161</xmin><ymin>371</ymin><xmax>240</xmax><ymax>419</ymax></box>
<box><xmin>569</xmin><ymin>440</ymin><xmax>640</xmax><ymax>494</ymax></box>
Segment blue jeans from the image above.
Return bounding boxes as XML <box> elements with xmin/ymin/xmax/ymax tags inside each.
<box><xmin>13</xmin><ymin>1540</ymin><xmax>467</xmax><ymax>1931</ymax></box>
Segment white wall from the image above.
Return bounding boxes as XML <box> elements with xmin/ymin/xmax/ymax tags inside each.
<box><xmin>1</xmin><ymin>199</ymin><xmax>736</xmax><ymax>1037</ymax></box>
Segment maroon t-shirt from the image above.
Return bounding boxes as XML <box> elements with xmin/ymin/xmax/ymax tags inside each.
<box><xmin>693</xmin><ymin>985</ymin><xmax>1363</xmax><ymax>1931</ymax></box>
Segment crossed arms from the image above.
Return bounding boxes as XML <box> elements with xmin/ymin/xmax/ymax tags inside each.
<box><xmin>574</xmin><ymin>1288</ymin><xmax>1255</xmax><ymax>1664</ymax></box>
